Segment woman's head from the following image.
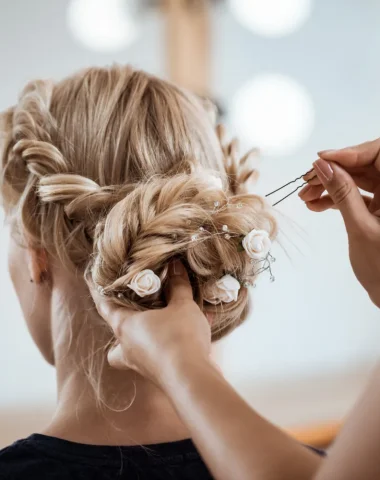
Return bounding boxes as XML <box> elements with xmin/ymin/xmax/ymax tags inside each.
<box><xmin>0</xmin><ymin>65</ymin><xmax>276</xmax><ymax>365</ymax></box>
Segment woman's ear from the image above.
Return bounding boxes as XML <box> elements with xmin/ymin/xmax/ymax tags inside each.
<box><xmin>27</xmin><ymin>248</ymin><xmax>49</xmax><ymax>284</ymax></box>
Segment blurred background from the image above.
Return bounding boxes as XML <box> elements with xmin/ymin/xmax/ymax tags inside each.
<box><xmin>1</xmin><ymin>0</ymin><xmax>380</xmax><ymax>449</ymax></box>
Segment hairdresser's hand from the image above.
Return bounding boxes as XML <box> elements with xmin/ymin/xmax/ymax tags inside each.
<box><xmin>299</xmin><ymin>138</ymin><xmax>380</xmax><ymax>307</ymax></box>
<box><xmin>90</xmin><ymin>260</ymin><xmax>211</xmax><ymax>388</ymax></box>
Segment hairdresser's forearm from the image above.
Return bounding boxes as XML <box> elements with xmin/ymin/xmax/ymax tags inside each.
<box><xmin>160</xmin><ymin>356</ymin><xmax>322</xmax><ymax>480</ymax></box>
<box><xmin>313</xmin><ymin>366</ymin><xmax>380</xmax><ymax>480</ymax></box>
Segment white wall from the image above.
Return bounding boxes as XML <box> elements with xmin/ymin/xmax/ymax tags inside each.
<box><xmin>1</xmin><ymin>0</ymin><xmax>380</xmax><ymax>424</ymax></box>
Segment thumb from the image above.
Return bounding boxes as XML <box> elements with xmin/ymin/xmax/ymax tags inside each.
<box><xmin>165</xmin><ymin>260</ymin><xmax>193</xmax><ymax>304</ymax></box>
<box><xmin>313</xmin><ymin>159</ymin><xmax>372</xmax><ymax>232</ymax></box>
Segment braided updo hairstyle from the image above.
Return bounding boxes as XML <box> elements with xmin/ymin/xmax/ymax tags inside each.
<box><xmin>0</xmin><ymin>65</ymin><xmax>276</xmax><ymax>341</ymax></box>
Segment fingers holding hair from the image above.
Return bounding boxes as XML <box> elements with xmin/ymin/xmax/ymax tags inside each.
<box><xmin>165</xmin><ymin>260</ymin><xmax>194</xmax><ymax>305</ymax></box>
<box><xmin>88</xmin><ymin>283</ymin><xmax>134</xmax><ymax>337</ymax></box>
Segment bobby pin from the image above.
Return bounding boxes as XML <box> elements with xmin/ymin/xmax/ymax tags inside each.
<box><xmin>265</xmin><ymin>169</ymin><xmax>316</xmax><ymax>206</ymax></box>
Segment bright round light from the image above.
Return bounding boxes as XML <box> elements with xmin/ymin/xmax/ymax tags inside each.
<box><xmin>229</xmin><ymin>0</ymin><xmax>312</xmax><ymax>37</ymax></box>
<box><xmin>231</xmin><ymin>74</ymin><xmax>314</xmax><ymax>156</ymax></box>
<box><xmin>67</xmin><ymin>0</ymin><xmax>139</xmax><ymax>52</ymax></box>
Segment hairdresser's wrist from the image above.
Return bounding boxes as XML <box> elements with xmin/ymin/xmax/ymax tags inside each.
<box><xmin>156</xmin><ymin>350</ymin><xmax>214</xmax><ymax>393</ymax></box>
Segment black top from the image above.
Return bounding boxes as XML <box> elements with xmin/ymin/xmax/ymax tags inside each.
<box><xmin>0</xmin><ymin>434</ymin><xmax>211</xmax><ymax>480</ymax></box>
<box><xmin>0</xmin><ymin>433</ymin><xmax>325</xmax><ymax>480</ymax></box>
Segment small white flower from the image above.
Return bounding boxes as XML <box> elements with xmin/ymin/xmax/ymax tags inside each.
<box><xmin>127</xmin><ymin>269</ymin><xmax>161</xmax><ymax>297</ymax></box>
<box><xmin>242</xmin><ymin>229</ymin><xmax>271</xmax><ymax>259</ymax></box>
<box><xmin>203</xmin><ymin>274</ymin><xmax>241</xmax><ymax>305</ymax></box>
<box><xmin>208</xmin><ymin>175</ymin><xmax>223</xmax><ymax>189</ymax></box>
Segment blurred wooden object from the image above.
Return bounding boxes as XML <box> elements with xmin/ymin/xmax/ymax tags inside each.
<box><xmin>0</xmin><ymin>406</ymin><xmax>54</xmax><ymax>448</ymax></box>
<box><xmin>288</xmin><ymin>421</ymin><xmax>342</xmax><ymax>448</ymax></box>
<box><xmin>162</xmin><ymin>0</ymin><xmax>211</xmax><ymax>96</ymax></box>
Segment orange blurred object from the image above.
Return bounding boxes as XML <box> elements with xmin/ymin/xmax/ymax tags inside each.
<box><xmin>288</xmin><ymin>421</ymin><xmax>342</xmax><ymax>449</ymax></box>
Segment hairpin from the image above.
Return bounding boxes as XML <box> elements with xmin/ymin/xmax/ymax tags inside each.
<box><xmin>203</xmin><ymin>246</ymin><xmax>276</xmax><ymax>304</ymax></box>
<box><xmin>96</xmin><ymin>269</ymin><xmax>161</xmax><ymax>300</ymax></box>
<box><xmin>203</xmin><ymin>274</ymin><xmax>241</xmax><ymax>304</ymax></box>
<box><xmin>265</xmin><ymin>169</ymin><xmax>316</xmax><ymax>206</ymax></box>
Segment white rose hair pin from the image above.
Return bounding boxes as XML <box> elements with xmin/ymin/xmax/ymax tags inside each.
<box><xmin>203</xmin><ymin>274</ymin><xmax>241</xmax><ymax>305</ymax></box>
<box><xmin>126</xmin><ymin>269</ymin><xmax>161</xmax><ymax>298</ymax></box>
<box><xmin>97</xmin><ymin>269</ymin><xmax>162</xmax><ymax>299</ymax></box>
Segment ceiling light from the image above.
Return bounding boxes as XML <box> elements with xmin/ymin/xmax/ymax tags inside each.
<box><xmin>67</xmin><ymin>0</ymin><xmax>139</xmax><ymax>52</ymax></box>
<box><xmin>231</xmin><ymin>74</ymin><xmax>314</xmax><ymax>156</ymax></box>
<box><xmin>229</xmin><ymin>0</ymin><xmax>313</xmax><ymax>37</ymax></box>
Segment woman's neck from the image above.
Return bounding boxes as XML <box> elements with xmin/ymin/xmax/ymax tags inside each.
<box><xmin>43</xmin><ymin>281</ymin><xmax>190</xmax><ymax>446</ymax></box>
<box><xmin>44</xmin><ymin>368</ymin><xmax>190</xmax><ymax>446</ymax></box>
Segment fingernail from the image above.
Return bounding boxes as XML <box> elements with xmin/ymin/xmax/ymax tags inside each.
<box><xmin>170</xmin><ymin>260</ymin><xmax>184</xmax><ymax>276</ymax></box>
<box><xmin>317</xmin><ymin>149</ymin><xmax>336</xmax><ymax>159</ymax></box>
<box><xmin>298</xmin><ymin>184</ymin><xmax>312</xmax><ymax>197</ymax></box>
<box><xmin>313</xmin><ymin>159</ymin><xmax>334</xmax><ymax>183</ymax></box>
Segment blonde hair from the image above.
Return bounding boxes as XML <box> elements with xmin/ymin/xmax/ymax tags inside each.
<box><xmin>0</xmin><ymin>64</ymin><xmax>276</xmax><ymax>341</ymax></box>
